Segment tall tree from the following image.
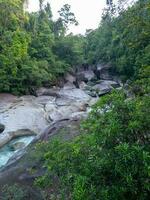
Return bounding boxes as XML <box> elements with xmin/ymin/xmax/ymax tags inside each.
<box><xmin>58</xmin><ymin>4</ymin><xmax>78</xmax><ymax>33</ymax></box>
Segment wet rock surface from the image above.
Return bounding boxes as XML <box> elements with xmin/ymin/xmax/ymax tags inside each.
<box><xmin>82</xmin><ymin>80</ymin><xmax>120</xmax><ymax>97</ymax></box>
<box><xmin>0</xmin><ymin>66</ymin><xmax>121</xmax><ymax>170</ymax></box>
<box><xmin>0</xmin><ymin>66</ymin><xmax>122</xmax><ymax>197</ymax></box>
<box><xmin>0</xmin><ymin>120</ymin><xmax>80</xmax><ymax>180</ymax></box>
<box><xmin>0</xmin><ymin>135</ymin><xmax>35</xmax><ymax>168</ymax></box>
<box><xmin>0</xmin><ymin>83</ymin><xmax>94</xmax><ymax>168</ymax></box>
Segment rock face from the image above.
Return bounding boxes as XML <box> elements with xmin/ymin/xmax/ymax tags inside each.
<box><xmin>95</xmin><ymin>64</ymin><xmax>112</xmax><ymax>80</ymax></box>
<box><xmin>0</xmin><ymin>84</ymin><xmax>93</xmax><ymax>149</ymax></box>
<box><xmin>44</xmin><ymin>84</ymin><xmax>92</xmax><ymax>122</ymax></box>
<box><xmin>0</xmin><ymin>67</ymin><xmax>120</xmax><ymax>149</ymax></box>
<box><xmin>82</xmin><ymin>80</ymin><xmax>120</xmax><ymax>97</ymax></box>
<box><xmin>0</xmin><ymin>94</ymin><xmax>48</xmax><ymax>148</ymax></box>
<box><xmin>0</xmin><ymin>86</ymin><xmax>93</xmax><ymax>169</ymax></box>
<box><xmin>36</xmin><ymin>87</ymin><xmax>60</xmax><ymax>97</ymax></box>
<box><xmin>0</xmin><ymin>64</ymin><xmax>121</xmax><ymax>168</ymax></box>
<box><xmin>77</xmin><ymin>69</ymin><xmax>95</xmax><ymax>83</ymax></box>
<box><xmin>93</xmin><ymin>80</ymin><xmax>120</xmax><ymax>96</ymax></box>
<box><xmin>64</xmin><ymin>73</ymin><xmax>76</xmax><ymax>83</ymax></box>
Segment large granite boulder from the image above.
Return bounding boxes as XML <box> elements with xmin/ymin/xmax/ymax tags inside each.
<box><xmin>0</xmin><ymin>97</ymin><xmax>49</xmax><ymax>148</ymax></box>
<box><xmin>82</xmin><ymin>70</ymin><xmax>95</xmax><ymax>81</ymax></box>
<box><xmin>0</xmin><ymin>78</ymin><xmax>97</xmax><ymax>171</ymax></box>
<box><xmin>36</xmin><ymin>87</ymin><xmax>60</xmax><ymax>97</ymax></box>
<box><xmin>45</xmin><ymin>103</ymin><xmax>62</xmax><ymax>122</ymax></box>
<box><xmin>59</xmin><ymin>87</ymin><xmax>92</xmax><ymax>102</ymax></box>
<box><xmin>35</xmin><ymin>96</ymin><xmax>56</xmax><ymax>105</ymax></box>
<box><xmin>84</xmin><ymin>80</ymin><xmax>120</xmax><ymax>97</ymax></box>
<box><xmin>77</xmin><ymin>70</ymin><xmax>95</xmax><ymax>83</ymax></box>
<box><xmin>64</xmin><ymin>73</ymin><xmax>76</xmax><ymax>83</ymax></box>
<box><xmin>0</xmin><ymin>86</ymin><xmax>93</xmax><ymax>149</ymax></box>
<box><xmin>93</xmin><ymin>80</ymin><xmax>120</xmax><ymax>96</ymax></box>
<box><xmin>78</xmin><ymin>81</ymin><xmax>88</xmax><ymax>90</ymax></box>
<box><xmin>45</xmin><ymin>101</ymin><xmax>88</xmax><ymax>122</ymax></box>
<box><xmin>95</xmin><ymin>64</ymin><xmax>113</xmax><ymax>80</ymax></box>
<box><xmin>63</xmin><ymin>82</ymin><xmax>76</xmax><ymax>90</ymax></box>
<box><xmin>56</xmin><ymin>96</ymin><xmax>74</xmax><ymax>106</ymax></box>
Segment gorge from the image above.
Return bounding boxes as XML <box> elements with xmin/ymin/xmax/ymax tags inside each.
<box><xmin>0</xmin><ymin>65</ymin><xmax>120</xmax><ymax>169</ymax></box>
<box><xmin>0</xmin><ymin>0</ymin><xmax>149</xmax><ymax>199</ymax></box>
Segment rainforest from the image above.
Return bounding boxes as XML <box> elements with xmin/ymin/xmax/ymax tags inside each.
<box><xmin>0</xmin><ymin>0</ymin><xmax>149</xmax><ymax>199</ymax></box>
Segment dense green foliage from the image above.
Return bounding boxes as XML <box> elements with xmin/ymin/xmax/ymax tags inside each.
<box><xmin>36</xmin><ymin>69</ymin><xmax>150</xmax><ymax>199</ymax></box>
<box><xmin>0</xmin><ymin>0</ymin><xmax>84</xmax><ymax>94</ymax></box>
<box><xmin>0</xmin><ymin>0</ymin><xmax>149</xmax><ymax>199</ymax></box>
<box><xmin>85</xmin><ymin>0</ymin><xmax>150</xmax><ymax>80</ymax></box>
<box><xmin>0</xmin><ymin>183</ymin><xmax>44</xmax><ymax>200</ymax></box>
<box><xmin>1</xmin><ymin>184</ymin><xmax>26</xmax><ymax>200</ymax></box>
<box><xmin>33</xmin><ymin>1</ymin><xmax>150</xmax><ymax>199</ymax></box>
<box><xmin>0</xmin><ymin>0</ymin><xmax>149</xmax><ymax>93</ymax></box>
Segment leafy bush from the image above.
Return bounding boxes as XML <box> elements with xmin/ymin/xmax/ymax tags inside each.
<box><xmin>0</xmin><ymin>184</ymin><xmax>26</xmax><ymax>200</ymax></box>
<box><xmin>36</xmin><ymin>88</ymin><xmax>150</xmax><ymax>199</ymax></box>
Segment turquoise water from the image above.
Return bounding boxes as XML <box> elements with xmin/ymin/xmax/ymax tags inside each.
<box><xmin>0</xmin><ymin>136</ymin><xmax>35</xmax><ymax>168</ymax></box>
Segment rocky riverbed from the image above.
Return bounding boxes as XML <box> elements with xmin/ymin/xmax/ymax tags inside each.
<box><xmin>0</xmin><ymin>66</ymin><xmax>121</xmax><ymax>169</ymax></box>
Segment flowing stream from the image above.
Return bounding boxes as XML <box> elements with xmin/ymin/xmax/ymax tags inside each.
<box><xmin>0</xmin><ymin>135</ymin><xmax>35</xmax><ymax>168</ymax></box>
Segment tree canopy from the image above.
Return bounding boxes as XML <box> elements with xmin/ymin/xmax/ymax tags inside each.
<box><xmin>33</xmin><ymin>1</ymin><xmax>150</xmax><ymax>199</ymax></box>
<box><xmin>85</xmin><ymin>0</ymin><xmax>150</xmax><ymax>80</ymax></box>
<box><xmin>0</xmin><ymin>0</ymin><xmax>84</xmax><ymax>94</ymax></box>
<box><xmin>0</xmin><ymin>0</ymin><xmax>149</xmax><ymax>199</ymax></box>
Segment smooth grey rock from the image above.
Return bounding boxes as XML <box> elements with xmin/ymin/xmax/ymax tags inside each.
<box><xmin>20</xmin><ymin>95</ymin><xmax>36</xmax><ymax>102</ymax></box>
<box><xmin>45</xmin><ymin>103</ymin><xmax>62</xmax><ymax>121</ymax></box>
<box><xmin>0</xmin><ymin>97</ymin><xmax>49</xmax><ymax>148</ymax></box>
<box><xmin>81</xmin><ymin>70</ymin><xmax>95</xmax><ymax>81</ymax></box>
<box><xmin>93</xmin><ymin>81</ymin><xmax>112</xmax><ymax>91</ymax></box>
<box><xmin>79</xmin><ymin>81</ymin><xmax>87</xmax><ymax>90</ymax></box>
<box><xmin>76</xmin><ymin>70</ymin><xmax>95</xmax><ymax>85</ymax></box>
<box><xmin>0</xmin><ymin>86</ymin><xmax>92</xmax><ymax>149</ymax></box>
<box><xmin>63</xmin><ymin>82</ymin><xmax>76</xmax><ymax>90</ymax></box>
<box><xmin>45</xmin><ymin>101</ymin><xmax>88</xmax><ymax>122</ymax></box>
<box><xmin>35</xmin><ymin>96</ymin><xmax>56</xmax><ymax>105</ymax></box>
<box><xmin>86</xmin><ymin>90</ymin><xmax>97</xmax><ymax>97</ymax></box>
<box><xmin>70</xmin><ymin>111</ymin><xmax>88</xmax><ymax>120</ymax></box>
<box><xmin>93</xmin><ymin>80</ymin><xmax>120</xmax><ymax>96</ymax></box>
<box><xmin>77</xmin><ymin>73</ymin><xmax>88</xmax><ymax>83</ymax></box>
<box><xmin>56</xmin><ymin>97</ymin><xmax>73</xmax><ymax>106</ymax></box>
<box><xmin>0</xmin><ymin>102</ymin><xmax>48</xmax><ymax>133</ymax></box>
<box><xmin>95</xmin><ymin>64</ymin><xmax>113</xmax><ymax>80</ymax></box>
<box><xmin>65</xmin><ymin>73</ymin><xmax>76</xmax><ymax>83</ymax></box>
<box><xmin>59</xmin><ymin>88</ymin><xmax>92</xmax><ymax>102</ymax></box>
<box><xmin>1</xmin><ymin>67</ymin><xmax>119</xmax><ymax>168</ymax></box>
<box><xmin>36</xmin><ymin>87</ymin><xmax>60</xmax><ymax>97</ymax></box>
